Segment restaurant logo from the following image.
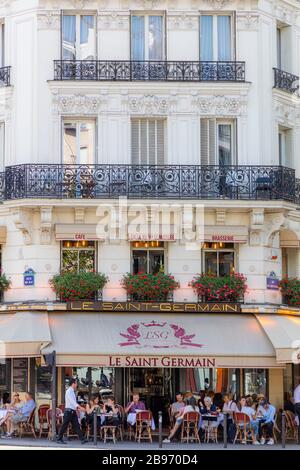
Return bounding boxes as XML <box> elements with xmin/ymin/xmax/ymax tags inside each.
<box><xmin>119</xmin><ymin>320</ymin><xmax>203</xmax><ymax>349</ymax></box>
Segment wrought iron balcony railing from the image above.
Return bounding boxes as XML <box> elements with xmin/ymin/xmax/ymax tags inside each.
<box><xmin>0</xmin><ymin>66</ymin><xmax>11</xmax><ymax>86</ymax></box>
<box><xmin>54</xmin><ymin>60</ymin><xmax>246</xmax><ymax>82</ymax></box>
<box><xmin>273</xmin><ymin>67</ymin><xmax>299</xmax><ymax>94</ymax></box>
<box><xmin>0</xmin><ymin>164</ymin><xmax>297</xmax><ymax>203</ymax></box>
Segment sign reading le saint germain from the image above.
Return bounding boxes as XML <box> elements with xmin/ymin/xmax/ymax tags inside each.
<box><xmin>67</xmin><ymin>301</ymin><xmax>241</xmax><ymax>313</ymax></box>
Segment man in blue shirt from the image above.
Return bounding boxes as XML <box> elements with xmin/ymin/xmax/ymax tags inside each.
<box><xmin>4</xmin><ymin>392</ymin><xmax>36</xmax><ymax>437</ymax></box>
<box><xmin>258</xmin><ymin>400</ymin><xmax>276</xmax><ymax>445</ymax></box>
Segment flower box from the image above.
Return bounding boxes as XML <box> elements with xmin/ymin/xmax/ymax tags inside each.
<box><xmin>279</xmin><ymin>277</ymin><xmax>300</xmax><ymax>306</ymax></box>
<box><xmin>189</xmin><ymin>273</ymin><xmax>247</xmax><ymax>302</ymax></box>
<box><xmin>50</xmin><ymin>271</ymin><xmax>108</xmax><ymax>302</ymax></box>
<box><xmin>121</xmin><ymin>272</ymin><xmax>180</xmax><ymax>302</ymax></box>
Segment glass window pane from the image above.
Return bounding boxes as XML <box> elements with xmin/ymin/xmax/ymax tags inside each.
<box><xmin>204</xmin><ymin>252</ymin><xmax>218</xmax><ymax>275</ymax></box>
<box><xmin>36</xmin><ymin>365</ymin><xmax>51</xmax><ymax>399</ymax></box>
<box><xmin>62</xmin><ymin>15</ymin><xmax>76</xmax><ymax>60</ymax></box>
<box><xmin>149</xmin><ymin>250</ymin><xmax>164</xmax><ymax>274</ymax></box>
<box><xmin>0</xmin><ymin>123</ymin><xmax>4</xmax><ymax>172</ymax></box>
<box><xmin>200</xmin><ymin>16</ymin><xmax>213</xmax><ymax>61</ymax></box>
<box><xmin>132</xmin><ymin>250</ymin><xmax>147</xmax><ymax>274</ymax></box>
<box><xmin>79</xmin><ymin>122</ymin><xmax>95</xmax><ymax>165</ymax></box>
<box><xmin>218</xmin><ymin>251</ymin><xmax>235</xmax><ymax>276</ymax></box>
<box><xmin>62</xmin><ymin>250</ymin><xmax>78</xmax><ymax>273</ymax></box>
<box><xmin>218</xmin><ymin>124</ymin><xmax>232</xmax><ymax>165</ymax></box>
<box><xmin>131</xmin><ymin>16</ymin><xmax>145</xmax><ymax>60</ymax></box>
<box><xmin>149</xmin><ymin>16</ymin><xmax>163</xmax><ymax>60</ymax></box>
<box><xmin>63</xmin><ymin>122</ymin><xmax>77</xmax><ymax>164</ymax></box>
<box><xmin>78</xmin><ymin>250</ymin><xmax>95</xmax><ymax>272</ymax></box>
<box><xmin>217</xmin><ymin>16</ymin><xmax>231</xmax><ymax>61</ymax></box>
<box><xmin>80</xmin><ymin>15</ymin><xmax>95</xmax><ymax>60</ymax></box>
<box><xmin>244</xmin><ymin>369</ymin><xmax>267</xmax><ymax>396</ymax></box>
<box><xmin>0</xmin><ymin>359</ymin><xmax>11</xmax><ymax>395</ymax></box>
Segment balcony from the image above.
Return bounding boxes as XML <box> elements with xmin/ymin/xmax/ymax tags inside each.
<box><xmin>0</xmin><ymin>164</ymin><xmax>298</xmax><ymax>203</ymax></box>
<box><xmin>273</xmin><ymin>67</ymin><xmax>299</xmax><ymax>94</ymax></box>
<box><xmin>54</xmin><ymin>60</ymin><xmax>245</xmax><ymax>82</ymax></box>
<box><xmin>0</xmin><ymin>66</ymin><xmax>11</xmax><ymax>87</ymax></box>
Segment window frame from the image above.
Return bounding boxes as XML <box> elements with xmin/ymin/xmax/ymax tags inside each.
<box><xmin>217</xmin><ymin>119</ymin><xmax>237</xmax><ymax>165</ymax></box>
<box><xmin>0</xmin><ymin>122</ymin><xmax>5</xmax><ymax>172</ymax></box>
<box><xmin>278</xmin><ymin>125</ymin><xmax>293</xmax><ymax>168</ymax></box>
<box><xmin>202</xmin><ymin>242</ymin><xmax>236</xmax><ymax>276</ymax></box>
<box><xmin>199</xmin><ymin>12</ymin><xmax>236</xmax><ymax>62</ymax></box>
<box><xmin>130</xmin><ymin>11</ymin><xmax>166</xmax><ymax>61</ymax></box>
<box><xmin>60</xmin><ymin>240</ymin><xmax>97</xmax><ymax>274</ymax></box>
<box><xmin>131</xmin><ymin>117</ymin><xmax>167</xmax><ymax>165</ymax></box>
<box><xmin>131</xmin><ymin>242</ymin><xmax>166</xmax><ymax>274</ymax></box>
<box><xmin>61</xmin><ymin>11</ymin><xmax>97</xmax><ymax>61</ymax></box>
<box><xmin>62</xmin><ymin>117</ymin><xmax>97</xmax><ymax>165</ymax></box>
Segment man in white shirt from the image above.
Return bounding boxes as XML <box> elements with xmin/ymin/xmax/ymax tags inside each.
<box><xmin>56</xmin><ymin>378</ymin><xmax>87</xmax><ymax>444</ymax></box>
<box><xmin>293</xmin><ymin>382</ymin><xmax>300</xmax><ymax>444</ymax></box>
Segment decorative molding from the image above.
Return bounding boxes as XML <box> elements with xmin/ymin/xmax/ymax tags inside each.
<box><xmin>275</xmin><ymin>4</ymin><xmax>294</xmax><ymax>24</ymax></box>
<box><xmin>202</xmin><ymin>0</ymin><xmax>233</xmax><ymax>10</ymax></box>
<box><xmin>193</xmin><ymin>94</ymin><xmax>248</xmax><ymax>117</ymax></box>
<box><xmin>129</xmin><ymin>94</ymin><xmax>170</xmax><ymax>115</ymax></box>
<box><xmin>167</xmin><ymin>14</ymin><xmax>198</xmax><ymax>31</ymax></box>
<box><xmin>136</xmin><ymin>0</ymin><xmax>161</xmax><ymax>8</ymax></box>
<box><xmin>274</xmin><ymin>99</ymin><xmax>299</xmax><ymax>127</ymax></box>
<box><xmin>236</xmin><ymin>13</ymin><xmax>259</xmax><ymax>32</ymax></box>
<box><xmin>37</xmin><ymin>12</ymin><xmax>60</xmax><ymax>31</ymax></box>
<box><xmin>40</xmin><ymin>207</ymin><xmax>53</xmax><ymax>245</ymax></box>
<box><xmin>251</xmin><ymin>208</ymin><xmax>265</xmax><ymax>227</ymax></box>
<box><xmin>74</xmin><ymin>208</ymin><xmax>85</xmax><ymax>224</ymax></box>
<box><xmin>215</xmin><ymin>209</ymin><xmax>226</xmax><ymax>226</ymax></box>
<box><xmin>98</xmin><ymin>14</ymin><xmax>129</xmax><ymax>30</ymax></box>
<box><xmin>11</xmin><ymin>209</ymin><xmax>32</xmax><ymax>245</ymax></box>
<box><xmin>53</xmin><ymin>92</ymin><xmax>102</xmax><ymax>115</ymax></box>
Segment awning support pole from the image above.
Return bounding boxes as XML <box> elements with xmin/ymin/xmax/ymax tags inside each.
<box><xmin>158</xmin><ymin>411</ymin><xmax>163</xmax><ymax>448</ymax></box>
<box><xmin>223</xmin><ymin>412</ymin><xmax>228</xmax><ymax>448</ymax></box>
<box><xmin>281</xmin><ymin>412</ymin><xmax>286</xmax><ymax>448</ymax></box>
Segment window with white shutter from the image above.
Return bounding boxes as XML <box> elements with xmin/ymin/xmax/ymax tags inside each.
<box><xmin>200</xmin><ymin>118</ymin><xmax>236</xmax><ymax>166</ymax></box>
<box><xmin>131</xmin><ymin>118</ymin><xmax>165</xmax><ymax>165</ymax></box>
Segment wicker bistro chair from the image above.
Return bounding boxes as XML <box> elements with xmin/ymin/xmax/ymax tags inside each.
<box><xmin>46</xmin><ymin>408</ymin><xmax>63</xmax><ymax>440</ymax></box>
<box><xmin>38</xmin><ymin>404</ymin><xmax>50</xmax><ymax>438</ymax></box>
<box><xmin>284</xmin><ymin>410</ymin><xmax>298</xmax><ymax>442</ymax></box>
<box><xmin>233</xmin><ymin>412</ymin><xmax>253</xmax><ymax>444</ymax></box>
<box><xmin>181</xmin><ymin>411</ymin><xmax>200</xmax><ymax>444</ymax></box>
<box><xmin>116</xmin><ymin>405</ymin><xmax>125</xmax><ymax>441</ymax></box>
<box><xmin>135</xmin><ymin>411</ymin><xmax>153</xmax><ymax>443</ymax></box>
<box><xmin>18</xmin><ymin>408</ymin><xmax>36</xmax><ymax>439</ymax></box>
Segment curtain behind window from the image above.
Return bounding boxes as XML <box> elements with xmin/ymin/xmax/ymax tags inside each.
<box><xmin>131</xmin><ymin>16</ymin><xmax>145</xmax><ymax>60</ymax></box>
<box><xmin>62</xmin><ymin>15</ymin><xmax>76</xmax><ymax>60</ymax></box>
<box><xmin>217</xmin><ymin>16</ymin><xmax>231</xmax><ymax>61</ymax></box>
<box><xmin>200</xmin><ymin>16</ymin><xmax>213</xmax><ymax>61</ymax></box>
<box><xmin>149</xmin><ymin>16</ymin><xmax>163</xmax><ymax>60</ymax></box>
<box><xmin>80</xmin><ymin>16</ymin><xmax>95</xmax><ymax>60</ymax></box>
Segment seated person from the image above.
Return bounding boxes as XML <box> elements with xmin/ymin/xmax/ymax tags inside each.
<box><xmin>85</xmin><ymin>395</ymin><xmax>101</xmax><ymax>431</ymax></box>
<box><xmin>163</xmin><ymin>397</ymin><xmax>199</xmax><ymax>443</ymax></box>
<box><xmin>125</xmin><ymin>393</ymin><xmax>146</xmax><ymax>415</ymax></box>
<box><xmin>200</xmin><ymin>396</ymin><xmax>219</xmax><ymax>430</ymax></box>
<box><xmin>102</xmin><ymin>397</ymin><xmax>120</xmax><ymax>426</ymax></box>
<box><xmin>258</xmin><ymin>400</ymin><xmax>276</xmax><ymax>445</ymax></box>
<box><xmin>4</xmin><ymin>392</ymin><xmax>36</xmax><ymax>437</ymax></box>
<box><xmin>170</xmin><ymin>392</ymin><xmax>185</xmax><ymax>419</ymax></box>
<box><xmin>241</xmin><ymin>397</ymin><xmax>260</xmax><ymax>445</ymax></box>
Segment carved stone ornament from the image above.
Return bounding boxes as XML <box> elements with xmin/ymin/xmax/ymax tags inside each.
<box><xmin>98</xmin><ymin>14</ymin><xmax>129</xmax><ymax>30</ymax></box>
<box><xmin>236</xmin><ymin>14</ymin><xmax>259</xmax><ymax>31</ymax></box>
<box><xmin>40</xmin><ymin>207</ymin><xmax>53</xmax><ymax>245</ymax></box>
<box><xmin>129</xmin><ymin>95</ymin><xmax>169</xmax><ymax>115</ymax></box>
<box><xmin>194</xmin><ymin>94</ymin><xmax>247</xmax><ymax>117</ymax></box>
<box><xmin>168</xmin><ymin>15</ymin><xmax>198</xmax><ymax>31</ymax></box>
<box><xmin>11</xmin><ymin>208</ymin><xmax>33</xmax><ymax>245</ymax></box>
<box><xmin>53</xmin><ymin>92</ymin><xmax>102</xmax><ymax>115</ymax></box>
<box><xmin>37</xmin><ymin>12</ymin><xmax>60</xmax><ymax>30</ymax></box>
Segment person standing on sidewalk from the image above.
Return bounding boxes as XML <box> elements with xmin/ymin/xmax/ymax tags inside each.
<box><xmin>56</xmin><ymin>378</ymin><xmax>87</xmax><ymax>445</ymax></box>
<box><xmin>293</xmin><ymin>382</ymin><xmax>300</xmax><ymax>444</ymax></box>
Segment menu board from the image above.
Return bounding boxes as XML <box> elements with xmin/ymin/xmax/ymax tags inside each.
<box><xmin>12</xmin><ymin>358</ymin><xmax>28</xmax><ymax>393</ymax></box>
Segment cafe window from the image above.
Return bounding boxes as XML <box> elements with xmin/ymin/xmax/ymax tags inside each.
<box><xmin>63</xmin><ymin>367</ymin><xmax>115</xmax><ymax>402</ymax></box>
<box><xmin>35</xmin><ymin>361</ymin><xmax>52</xmax><ymax>400</ymax></box>
<box><xmin>61</xmin><ymin>240</ymin><xmax>96</xmax><ymax>273</ymax></box>
<box><xmin>131</xmin><ymin>241</ymin><xmax>165</xmax><ymax>274</ymax></box>
<box><xmin>202</xmin><ymin>242</ymin><xmax>235</xmax><ymax>276</ymax></box>
<box><xmin>243</xmin><ymin>369</ymin><xmax>268</xmax><ymax>397</ymax></box>
<box><xmin>0</xmin><ymin>359</ymin><xmax>11</xmax><ymax>396</ymax></box>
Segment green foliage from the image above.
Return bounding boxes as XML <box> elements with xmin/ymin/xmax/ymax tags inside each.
<box><xmin>189</xmin><ymin>273</ymin><xmax>247</xmax><ymax>302</ymax></box>
<box><xmin>121</xmin><ymin>272</ymin><xmax>180</xmax><ymax>302</ymax></box>
<box><xmin>50</xmin><ymin>271</ymin><xmax>108</xmax><ymax>301</ymax></box>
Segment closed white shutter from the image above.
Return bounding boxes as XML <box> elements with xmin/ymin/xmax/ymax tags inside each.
<box><xmin>131</xmin><ymin>118</ymin><xmax>165</xmax><ymax>165</ymax></box>
<box><xmin>200</xmin><ymin>118</ymin><xmax>216</xmax><ymax>165</ymax></box>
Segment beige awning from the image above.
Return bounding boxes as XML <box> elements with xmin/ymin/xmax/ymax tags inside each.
<box><xmin>0</xmin><ymin>312</ymin><xmax>51</xmax><ymax>357</ymax></box>
<box><xmin>255</xmin><ymin>314</ymin><xmax>300</xmax><ymax>363</ymax></box>
<box><xmin>199</xmin><ymin>225</ymin><xmax>248</xmax><ymax>243</ymax></box>
<box><xmin>0</xmin><ymin>226</ymin><xmax>7</xmax><ymax>244</ymax></box>
<box><xmin>42</xmin><ymin>313</ymin><xmax>278</xmax><ymax>368</ymax></box>
<box><xmin>55</xmin><ymin>224</ymin><xmax>101</xmax><ymax>241</ymax></box>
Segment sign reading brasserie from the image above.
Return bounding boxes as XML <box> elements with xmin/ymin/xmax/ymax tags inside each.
<box><xmin>66</xmin><ymin>301</ymin><xmax>241</xmax><ymax>313</ymax></box>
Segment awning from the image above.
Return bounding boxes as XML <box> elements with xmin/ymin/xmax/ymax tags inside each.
<box><xmin>0</xmin><ymin>312</ymin><xmax>51</xmax><ymax>357</ymax></box>
<box><xmin>42</xmin><ymin>313</ymin><xmax>279</xmax><ymax>368</ymax></box>
<box><xmin>255</xmin><ymin>314</ymin><xmax>300</xmax><ymax>363</ymax></box>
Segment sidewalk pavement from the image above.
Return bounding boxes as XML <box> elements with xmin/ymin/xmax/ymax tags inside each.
<box><xmin>0</xmin><ymin>437</ymin><xmax>299</xmax><ymax>450</ymax></box>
